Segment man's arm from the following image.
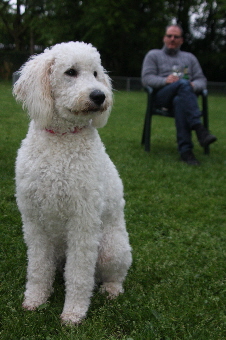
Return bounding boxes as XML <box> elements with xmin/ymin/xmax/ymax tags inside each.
<box><xmin>141</xmin><ymin>50</ymin><xmax>167</xmax><ymax>89</ymax></box>
<box><xmin>190</xmin><ymin>54</ymin><xmax>207</xmax><ymax>92</ymax></box>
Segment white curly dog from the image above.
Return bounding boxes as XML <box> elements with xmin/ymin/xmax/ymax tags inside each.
<box><xmin>13</xmin><ymin>41</ymin><xmax>132</xmax><ymax>324</ymax></box>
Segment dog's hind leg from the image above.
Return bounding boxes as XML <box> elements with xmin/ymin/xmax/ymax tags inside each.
<box><xmin>97</xmin><ymin>213</ymin><xmax>132</xmax><ymax>298</ymax></box>
<box><xmin>22</xmin><ymin>223</ymin><xmax>56</xmax><ymax>310</ymax></box>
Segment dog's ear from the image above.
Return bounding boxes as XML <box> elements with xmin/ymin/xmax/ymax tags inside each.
<box><xmin>13</xmin><ymin>52</ymin><xmax>54</xmax><ymax>128</ymax></box>
<box><xmin>91</xmin><ymin>73</ymin><xmax>113</xmax><ymax>128</ymax></box>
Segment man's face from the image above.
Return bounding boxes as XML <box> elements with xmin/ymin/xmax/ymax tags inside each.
<box><xmin>163</xmin><ymin>26</ymin><xmax>183</xmax><ymax>49</ymax></box>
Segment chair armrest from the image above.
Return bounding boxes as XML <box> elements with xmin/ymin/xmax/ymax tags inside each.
<box><xmin>197</xmin><ymin>88</ymin><xmax>208</xmax><ymax>97</ymax></box>
<box><xmin>202</xmin><ymin>88</ymin><xmax>208</xmax><ymax>97</ymax></box>
<box><xmin>144</xmin><ymin>85</ymin><xmax>154</xmax><ymax>95</ymax></box>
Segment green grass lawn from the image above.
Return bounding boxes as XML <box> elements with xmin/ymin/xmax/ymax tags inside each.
<box><xmin>1</xmin><ymin>80</ymin><xmax>226</xmax><ymax>340</ymax></box>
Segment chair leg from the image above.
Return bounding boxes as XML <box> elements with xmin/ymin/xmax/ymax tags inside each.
<box><xmin>202</xmin><ymin>89</ymin><xmax>210</xmax><ymax>155</ymax></box>
<box><xmin>141</xmin><ymin>87</ymin><xmax>154</xmax><ymax>152</ymax></box>
<box><xmin>204</xmin><ymin>144</ymin><xmax>210</xmax><ymax>155</ymax></box>
<box><xmin>141</xmin><ymin>111</ymin><xmax>151</xmax><ymax>152</ymax></box>
<box><xmin>141</xmin><ymin>119</ymin><xmax>146</xmax><ymax>146</ymax></box>
<box><xmin>144</xmin><ymin>111</ymin><xmax>152</xmax><ymax>152</ymax></box>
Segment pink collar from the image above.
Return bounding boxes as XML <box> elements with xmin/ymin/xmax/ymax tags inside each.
<box><xmin>45</xmin><ymin>127</ymin><xmax>83</xmax><ymax>135</ymax></box>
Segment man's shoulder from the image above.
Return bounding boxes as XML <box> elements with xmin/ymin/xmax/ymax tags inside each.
<box><xmin>145</xmin><ymin>49</ymin><xmax>164</xmax><ymax>58</ymax></box>
<box><xmin>147</xmin><ymin>49</ymin><xmax>163</xmax><ymax>55</ymax></box>
<box><xmin>179</xmin><ymin>50</ymin><xmax>197</xmax><ymax>59</ymax></box>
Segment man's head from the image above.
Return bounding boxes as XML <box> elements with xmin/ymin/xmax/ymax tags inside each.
<box><xmin>163</xmin><ymin>25</ymin><xmax>183</xmax><ymax>50</ymax></box>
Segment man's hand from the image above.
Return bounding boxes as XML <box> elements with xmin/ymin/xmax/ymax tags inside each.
<box><xmin>165</xmin><ymin>74</ymin><xmax>179</xmax><ymax>84</ymax></box>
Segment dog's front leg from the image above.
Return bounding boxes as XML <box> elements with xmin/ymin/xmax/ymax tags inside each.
<box><xmin>61</xmin><ymin>221</ymin><xmax>100</xmax><ymax>325</ymax></box>
<box><xmin>22</xmin><ymin>224</ymin><xmax>56</xmax><ymax>310</ymax></box>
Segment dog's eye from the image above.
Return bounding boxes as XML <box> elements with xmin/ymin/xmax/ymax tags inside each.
<box><xmin>65</xmin><ymin>69</ymin><xmax>78</xmax><ymax>77</ymax></box>
<box><xmin>94</xmin><ymin>71</ymin><xmax>97</xmax><ymax>78</ymax></box>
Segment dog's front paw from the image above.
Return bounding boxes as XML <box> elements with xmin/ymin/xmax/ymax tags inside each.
<box><xmin>22</xmin><ymin>299</ymin><xmax>41</xmax><ymax>311</ymax></box>
<box><xmin>61</xmin><ymin>312</ymin><xmax>86</xmax><ymax>325</ymax></box>
<box><xmin>100</xmin><ymin>282</ymin><xmax>124</xmax><ymax>299</ymax></box>
<box><xmin>22</xmin><ymin>288</ymin><xmax>50</xmax><ymax>311</ymax></box>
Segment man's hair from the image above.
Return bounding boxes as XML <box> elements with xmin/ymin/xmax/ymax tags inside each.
<box><xmin>165</xmin><ymin>24</ymin><xmax>183</xmax><ymax>37</ymax></box>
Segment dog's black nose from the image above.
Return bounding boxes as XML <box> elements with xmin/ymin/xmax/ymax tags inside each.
<box><xmin>90</xmin><ymin>90</ymin><xmax>106</xmax><ymax>106</ymax></box>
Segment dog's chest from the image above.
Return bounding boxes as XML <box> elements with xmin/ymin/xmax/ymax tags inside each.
<box><xmin>16</xmin><ymin>131</ymin><xmax>108</xmax><ymax>218</ymax></box>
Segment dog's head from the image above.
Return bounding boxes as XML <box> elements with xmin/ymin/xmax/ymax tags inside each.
<box><xmin>13</xmin><ymin>42</ymin><xmax>113</xmax><ymax>129</ymax></box>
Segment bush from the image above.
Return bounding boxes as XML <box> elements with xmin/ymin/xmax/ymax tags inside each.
<box><xmin>0</xmin><ymin>51</ymin><xmax>30</xmax><ymax>80</ymax></box>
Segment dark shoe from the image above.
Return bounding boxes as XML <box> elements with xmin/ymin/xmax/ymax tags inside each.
<box><xmin>193</xmin><ymin>124</ymin><xmax>217</xmax><ymax>147</ymax></box>
<box><xmin>180</xmin><ymin>150</ymin><xmax>200</xmax><ymax>166</ymax></box>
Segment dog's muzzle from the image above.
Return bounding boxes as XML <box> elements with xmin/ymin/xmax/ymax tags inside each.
<box><xmin>69</xmin><ymin>90</ymin><xmax>108</xmax><ymax>114</ymax></box>
<box><xmin>89</xmin><ymin>90</ymin><xmax>106</xmax><ymax>106</ymax></box>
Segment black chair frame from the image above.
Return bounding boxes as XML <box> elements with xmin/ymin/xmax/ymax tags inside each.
<box><xmin>141</xmin><ymin>85</ymin><xmax>209</xmax><ymax>154</ymax></box>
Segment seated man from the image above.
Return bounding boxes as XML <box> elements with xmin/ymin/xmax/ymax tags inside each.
<box><xmin>141</xmin><ymin>24</ymin><xmax>217</xmax><ymax>165</ymax></box>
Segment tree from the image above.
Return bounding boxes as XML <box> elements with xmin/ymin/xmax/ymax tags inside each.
<box><xmin>0</xmin><ymin>0</ymin><xmax>48</xmax><ymax>52</ymax></box>
<box><xmin>0</xmin><ymin>0</ymin><xmax>226</xmax><ymax>79</ymax></box>
<box><xmin>73</xmin><ymin>0</ymin><xmax>170</xmax><ymax>76</ymax></box>
<box><xmin>191</xmin><ymin>0</ymin><xmax>226</xmax><ymax>51</ymax></box>
<box><xmin>189</xmin><ymin>0</ymin><xmax>226</xmax><ymax>80</ymax></box>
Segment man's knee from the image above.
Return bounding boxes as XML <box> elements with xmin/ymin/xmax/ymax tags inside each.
<box><xmin>173</xmin><ymin>80</ymin><xmax>193</xmax><ymax>105</ymax></box>
<box><xmin>178</xmin><ymin>79</ymin><xmax>192</xmax><ymax>90</ymax></box>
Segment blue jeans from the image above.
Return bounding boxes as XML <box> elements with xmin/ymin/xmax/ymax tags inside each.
<box><xmin>155</xmin><ymin>79</ymin><xmax>201</xmax><ymax>154</ymax></box>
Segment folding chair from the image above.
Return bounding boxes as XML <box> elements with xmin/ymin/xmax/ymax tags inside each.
<box><xmin>141</xmin><ymin>85</ymin><xmax>209</xmax><ymax>154</ymax></box>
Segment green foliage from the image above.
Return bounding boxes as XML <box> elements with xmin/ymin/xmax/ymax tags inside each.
<box><xmin>189</xmin><ymin>0</ymin><xmax>226</xmax><ymax>81</ymax></box>
<box><xmin>1</xmin><ymin>81</ymin><xmax>226</xmax><ymax>339</ymax></box>
<box><xmin>0</xmin><ymin>0</ymin><xmax>226</xmax><ymax>79</ymax></box>
<box><xmin>77</xmin><ymin>0</ymin><xmax>167</xmax><ymax>75</ymax></box>
<box><xmin>0</xmin><ymin>51</ymin><xmax>30</xmax><ymax>80</ymax></box>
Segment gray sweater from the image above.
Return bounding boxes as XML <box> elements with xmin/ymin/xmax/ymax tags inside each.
<box><xmin>141</xmin><ymin>46</ymin><xmax>207</xmax><ymax>93</ymax></box>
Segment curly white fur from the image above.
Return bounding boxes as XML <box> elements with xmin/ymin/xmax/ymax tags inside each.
<box><xmin>13</xmin><ymin>41</ymin><xmax>132</xmax><ymax>325</ymax></box>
